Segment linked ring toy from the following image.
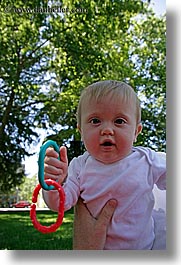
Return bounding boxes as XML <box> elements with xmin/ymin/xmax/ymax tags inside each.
<box><xmin>30</xmin><ymin>179</ymin><xmax>65</xmax><ymax>233</ymax></box>
<box><xmin>38</xmin><ymin>140</ymin><xmax>60</xmax><ymax>191</ymax></box>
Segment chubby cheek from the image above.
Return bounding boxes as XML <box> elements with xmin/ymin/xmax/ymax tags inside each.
<box><xmin>84</xmin><ymin>133</ymin><xmax>95</xmax><ymax>145</ymax></box>
<box><xmin>81</xmin><ymin>129</ymin><xmax>98</xmax><ymax>151</ymax></box>
<box><xmin>117</xmin><ymin>131</ymin><xmax>135</xmax><ymax>149</ymax></box>
<box><xmin>84</xmin><ymin>141</ymin><xmax>97</xmax><ymax>154</ymax></box>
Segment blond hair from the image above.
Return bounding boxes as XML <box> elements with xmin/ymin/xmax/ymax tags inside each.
<box><xmin>77</xmin><ymin>80</ymin><xmax>141</xmax><ymax>126</ymax></box>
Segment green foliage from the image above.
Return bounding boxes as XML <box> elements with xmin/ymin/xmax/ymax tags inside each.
<box><xmin>0</xmin><ymin>0</ymin><xmax>53</xmax><ymax>191</ymax></box>
<box><xmin>18</xmin><ymin>175</ymin><xmax>39</xmax><ymax>202</ymax></box>
<box><xmin>0</xmin><ymin>0</ymin><xmax>165</xmax><ymax>191</ymax></box>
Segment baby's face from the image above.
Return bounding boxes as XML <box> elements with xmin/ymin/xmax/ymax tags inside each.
<box><xmin>78</xmin><ymin>95</ymin><xmax>142</xmax><ymax>164</ymax></box>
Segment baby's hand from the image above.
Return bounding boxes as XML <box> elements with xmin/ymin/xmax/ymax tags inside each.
<box><xmin>44</xmin><ymin>146</ymin><xmax>68</xmax><ymax>185</ymax></box>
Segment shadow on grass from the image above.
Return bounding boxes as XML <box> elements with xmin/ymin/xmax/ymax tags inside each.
<box><xmin>0</xmin><ymin>209</ymin><xmax>74</xmax><ymax>250</ymax></box>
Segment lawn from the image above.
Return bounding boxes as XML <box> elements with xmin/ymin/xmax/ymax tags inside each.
<box><xmin>0</xmin><ymin>208</ymin><xmax>74</xmax><ymax>250</ymax></box>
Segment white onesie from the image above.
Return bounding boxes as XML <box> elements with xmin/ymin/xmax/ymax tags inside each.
<box><xmin>62</xmin><ymin>146</ymin><xmax>166</xmax><ymax>250</ymax></box>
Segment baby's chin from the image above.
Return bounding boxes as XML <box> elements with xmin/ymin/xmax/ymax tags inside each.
<box><xmin>92</xmin><ymin>151</ymin><xmax>133</xmax><ymax>165</ymax></box>
<box><xmin>92</xmin><ymin>155</ymin><xmax>122</xmax><ymax>165</ymax></box>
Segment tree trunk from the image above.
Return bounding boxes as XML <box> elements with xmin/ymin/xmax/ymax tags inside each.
<box><xmin>0</xmin><ymin>87</ymin><xmax>15</xmax><ymax>147</ymax></box>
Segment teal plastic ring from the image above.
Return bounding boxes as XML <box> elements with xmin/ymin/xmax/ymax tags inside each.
<box><xmin>38</xmin><ymin>140</ymin><xmax>60</xmax><ymax>190</ymax></box>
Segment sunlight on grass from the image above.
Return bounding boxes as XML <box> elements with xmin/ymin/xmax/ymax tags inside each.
<box><xmin>0</xmin><ymin>209</ymin><xmax>74</xmax><ymax>250</ymax></box>
<box><xmin>63</xmin><ymin>216</ymin><xmax>73</xmax><ymax>223</ymax></box>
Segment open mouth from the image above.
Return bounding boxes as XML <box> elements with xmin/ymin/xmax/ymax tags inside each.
<box><xmin>102</xmin><ymin>142</ymin><xmax>113</xmax><ymax>146</ymax></box>
<box><xmin>101</xmin><ymin>141</ymin><xmax>115</xmax><ymax>147</ymax></box>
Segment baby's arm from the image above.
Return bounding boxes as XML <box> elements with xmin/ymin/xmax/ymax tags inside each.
<box><xmin>42</xmin><ymin>146</ymin><xmax>68</xmax><ymax>212</ymax></box>
<box><xmin>154</xmin><ymin>152</ymin><xmax>166</xmax><ymax>190</ymax></box>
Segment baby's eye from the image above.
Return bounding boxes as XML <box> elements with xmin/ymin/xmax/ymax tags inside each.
<box><xmin>90</xmin><ymin>118</ymin><xmax>101</xmax><ymax>125</ymax></box>
<box><xmin>114</xmin><ymin>118</ymin><xmax>126</xmax><ymax>125</ymax></box>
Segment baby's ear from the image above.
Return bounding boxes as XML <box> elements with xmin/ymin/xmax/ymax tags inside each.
<box><xmin>77</xmin><ymin>124</ymin><xmax>81</xmax><ymax>133</ymax></box>
<box><xmin>77</xmin><ymin>124</ymin><xmax>84</xmax><ymax>142</ymax></box>
<box><xmin>134</xmin><ymin>123</ymin><xmax>142</xmax><ymax>142</ymax></box>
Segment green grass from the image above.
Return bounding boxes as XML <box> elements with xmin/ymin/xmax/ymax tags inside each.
<box><xmin>0</xmin><ymin>209</ymin><xmax>74</xmax><ymax>250</ymax></box>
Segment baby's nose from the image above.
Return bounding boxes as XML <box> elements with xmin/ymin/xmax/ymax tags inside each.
<box><xmin>101</xmin><ymin>125</ymin><xmax>114</xmax><ymax>136</ymax></box>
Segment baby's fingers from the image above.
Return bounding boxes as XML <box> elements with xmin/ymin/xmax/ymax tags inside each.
<box><xmin>44</xmin><ymin>154</ymin><xmax>61</xmax><ymax>169</ymax></box>
<box><xmin>44</xmin><ymin>162</ymin><xmax>62</xmax><ymax>176</ymax></box>
<box><xmin>44</xmin><ymin>159</ymin><xmax>67</xmax><ymax>184</ymax></box>
<box><xmin>45</xmin><ymin>147</ymin><xmax>59</xmax><ymax>158</ymax></box>
<box><xmin>44</xmin><ymin>170</ymin><xmax>65</xmax><ymax>184</ymax></box>
<box><xmin>60</xmin><ymin>146</ymin><xmax>68</xmax><ymax>164</ymax></box>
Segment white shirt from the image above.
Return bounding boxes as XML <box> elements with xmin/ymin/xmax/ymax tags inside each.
<box><xmin>63</xmin><ymin>146</ymin><xmax>166</xmax><ymax>250</ymax></box>
<box><xmin>43</xmin><ymin>146</ymin><xmax>166</xmax><ymax>249</ymax></box>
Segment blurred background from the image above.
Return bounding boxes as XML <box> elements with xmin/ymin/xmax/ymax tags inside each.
<box><xmin>0</xmin><ymin>0</ymin><xmax>166</xmax><ymax>206</ymax></box>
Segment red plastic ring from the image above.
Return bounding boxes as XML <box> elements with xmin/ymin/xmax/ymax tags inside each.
<box><xmin>30</xmin><ymin>179</ymin><xmax>65</xmax><ymax>233</ymax></box>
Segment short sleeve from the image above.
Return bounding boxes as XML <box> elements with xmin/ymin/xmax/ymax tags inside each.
<box><xmin>62</xmin><ymin>157</ymin><xmax>80</xmax><ymax>210</ymax></box>
<box><xmin>152</xmin><ymin>152</ymin><xmax>166</xmax><ymax>190</ymax></box>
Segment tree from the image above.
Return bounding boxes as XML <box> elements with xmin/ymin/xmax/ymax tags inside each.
<box><xmin>0</xmin><ymin>0</ymin><xmax>165</xmax><ymax>191</ymax></box>
<box><xmin>45</xmin><ymin>1</ymin><xmax>166</xmax><ymax>151</ymax></box>
<box><xmin>128</xmin><ymin>13</ymin><xmax>166</xmax><ymax>150</ymax></box>
<box><xmin>18</xmin><ymin>175</ymin><xmax>39</xmax><ymax>203</ymax></box>
<box><xmin>0</xmin><ymin>0</ymin><xmax>60</xmax><ymax>191</ymax></box>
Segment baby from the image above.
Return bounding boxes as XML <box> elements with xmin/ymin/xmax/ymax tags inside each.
<box><xmin>43</xmin><ymin>80</ymin><xmax>166</xmax><ymax>250</ymax></box>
